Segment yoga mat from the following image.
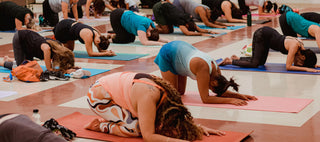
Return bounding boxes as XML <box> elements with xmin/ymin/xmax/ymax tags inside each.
<box><xmin>244</xmin><ymin>14</ymin><xmax>280</xmax><ymax>17</ymax></box>
<box><xmin>57</xmin><ymin>112</ymin><xmax>252</xmax><ymax>142</ymax></box>
<box><xmin>40</xmin><ymin>66</ymin><xmax>110</xmax><ymax>77</ymax></box>
<box><xmin>0</xmin><ymin>91</ymin><xmax>17</xmax><ymax>99</ymax></box>
<box><xmin>183</xmin><ymin>92</ymin><xmax>313</xmax><ymax>113</ymax></box>
<box><xmin>171</xmin><ymin>31</ymin><xmax>227</xmax><ymax>37</ymax></box>
<box><xmin>0</xmin><ymin>29</ymin><xmax>52</xmax><ymax>33</ymax></box>
<box><xmin>174</xmin><ymin>25</ymin><xmax>245</xmax><ymax>30</ymax></box>
<box><xmin>298</xmin><ymin>37</ymin><xmax>315</xmax><ymax>40</ymax></box>
<box><xmin>0</xmin><ymin>66</ymin><xmax>11</xmax><ymax>73</ymax></box>
<box><xmin>110</xmin><ymin>40</ymin><xmax>162</xmax><ymax>48</ymax></box>
<box><xmin>73</xmin><ymin>51</ymin><xmax>149</xmax><ymax>61</ymax></box>
<box><xmin>270</xmin><ymin>47</ymin><xmax>320</xmax><ymax>53</ymax></box>
<box><xmin>216</xmin><ymin>19</ymin><xmax>271</xmax><ymax>24</ymax></box>
<box><xmin>216</xmin><ymin>59</ymin><xmax>320</xmax><ymax>75</ymax></box>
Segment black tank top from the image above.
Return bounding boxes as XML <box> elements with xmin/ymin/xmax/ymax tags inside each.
<box><xmin>18</xmin><ymin>30</ymin><xmax>48</xmax><ymax>60</ymax></box>
<box><xmin>70</xmin><ymin>22</ymin><xmax>96</xmax><ymax>44</ymax></box>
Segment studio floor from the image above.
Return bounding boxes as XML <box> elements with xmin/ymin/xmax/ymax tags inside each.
<box><xmin>1</xmin><ymin>2</ymin><xmax>320</xmax><ymax>142</ymax></box>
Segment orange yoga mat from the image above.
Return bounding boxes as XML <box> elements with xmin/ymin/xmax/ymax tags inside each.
<box><xmin>57</xmin><ymin>112</ymin><xmax>252</xmax><ymax>142</ymax></box>
<box><xmin>182</xmin><ymin>92</ymin><xmax>313</xmax><ymax>113</ymax></box>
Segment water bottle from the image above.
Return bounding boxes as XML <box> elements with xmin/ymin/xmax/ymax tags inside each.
<box><xmin>247</xmin><ymin>11</ymin><xmax>252</xmax><ymax>27</ymax></box>
<box><xmin>32</xmin><ymin>109</ymin><xmax>42</xmax><ymax>125</ymax></box>
<box><xmin>11</xmin><ymin>61</ymin><xmax>17</xmax><ymax>81</ymax></box>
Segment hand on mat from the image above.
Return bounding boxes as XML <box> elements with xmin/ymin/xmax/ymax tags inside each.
<box><xmin>201</xmin><ymin>33</ymin><xmax>213</xmax><ymax>37</ymax></box>
<box><xmin>208</xmin><ymin>31</ymin><xmax>219</xmax><ymax>34</ymax></box>
<box><xmin>243</xmin><ymin>95</ymin><xmax>258</xmax><ymax>101</ymax></box>
<box><xmin>229</xmin><ymin>98</ymin><xmax>248</xmax><ymax>106</ymax></box>
<box><xmin>105</xmin><ymin>50</ymin><xmax>116</xmax><ymax>56</ymax></box>
<box><xmin>315</xmin><ymin>65</ymin><xmax>320</xmax><ymax>68</ymax></box>
<box><xmin>199</xmin><ymin>125</ymin><xmax>226</xmax><ymax>136</ymax></box>
<box><xmin>306</xmin><ymin>68</ymin><xmax>320</xmax><ymax>72</ymax></box>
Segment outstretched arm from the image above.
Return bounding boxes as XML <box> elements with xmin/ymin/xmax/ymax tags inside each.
<box><xmin>138</xmin><ymin>30</ymin><xmax>166</xmax><ymax>46</ymax></box>
<box><xmin>41</xmin><ymin>43</ymin><xmax>53</xmax><ymax>71</ymax></box>
<box><xmin>197</xmin><ymin>7</ymin><xmax>226</xmax><ymax>28</ymax></box>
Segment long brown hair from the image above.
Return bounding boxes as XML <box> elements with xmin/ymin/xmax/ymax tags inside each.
<box><xmin>149</xmin><ymin>75</ymin><xmax>203</xmax><ymax>141</ymax></box>
<box><xmin>46</xmin><ymin>40</ymin><xmax>75</xmax><ymax>72</ymax></box>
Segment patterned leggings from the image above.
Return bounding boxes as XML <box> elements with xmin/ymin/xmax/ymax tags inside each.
<box><xmin>86</xmin><ymin>81</ymin><xmax>141</xmax><ymax>137</ymax></box>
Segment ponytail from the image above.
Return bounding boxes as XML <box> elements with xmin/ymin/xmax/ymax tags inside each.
<box><xmin>213</xmin><ymin>75</ymin><xmax>239</xmax><ymax>96</ymax></box>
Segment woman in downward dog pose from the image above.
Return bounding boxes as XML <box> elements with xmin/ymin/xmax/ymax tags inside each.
<box><xmin>154</xmin><ymin>40</ymin><xmax>257</xmax><ymax>105</ymax></box>
<box><xmin>85</xmin><ymin>72</ymin><xmax>226</xmax><ymax>141</ymax></box>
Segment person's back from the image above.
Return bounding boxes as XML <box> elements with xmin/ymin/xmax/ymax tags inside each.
<box><xmin>120</xmin><ymin>10</ymin><xmax>155</xmax><ymax>35</ymax></box>
<box><xmin>286</xmin><ymin>11</ymin><xmax>320</xmax><ymax>38</ymax></box>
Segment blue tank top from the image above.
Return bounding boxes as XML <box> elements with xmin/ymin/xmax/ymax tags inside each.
<box><xmin>154</xmin><ymin>41</ymin><xmax>217</xmax><ymax>80</ymax></box>
<box><xmin>286</xmin><ymin>11</ymin><xmax>320</xmax><ymax>38</ymax></box>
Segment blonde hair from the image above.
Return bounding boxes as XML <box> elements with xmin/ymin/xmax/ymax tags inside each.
<box><xmin>149</xmin><ymin>75</ymin><xmax>203</xmax><ymax>141</ymax></box>
<box><xmin>46</xmin><ymin>40</ymin><xmax>75</xmax><ymax>72</ymax></box>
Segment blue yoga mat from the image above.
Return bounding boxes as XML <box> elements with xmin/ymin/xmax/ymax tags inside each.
<box><xmin>1</xmin><ymin>66</ymin><xmax>109</xmax><ymax>77</ymax></box>
<box><xmin>171</xmin><ymin>31</ymin><xmax>227</xmax><ymax>37</ymax></box>
<box><xmin>174</xmin><ymin>25</ymin><xmax>245</xmax><ymax>30</ymax></box>
<box><xmin>0</xmin><ymin>29</ymin><xmax>51</xmax><ymax>33</ymax></box>
<box><xmin>0</xmin><ymin>66</ymin><xmax>11</xmax><ymax>73</ymax></box>
<box><xmin>216</xmin><ymin>59</ymin><xmax>320</xmax><ymax>75</ymax></box>
<box><xmin>40</xmin><ymin>66</ymin><xmax>110</xmax><ymax>77</ymax></box>
<box><xmin>73</xmin><ymin>51</ymin><xmax>149</xmax><ymax>61</ymax></box>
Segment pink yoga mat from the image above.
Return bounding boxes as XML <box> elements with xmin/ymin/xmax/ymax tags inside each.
<box><xmin>182</xmin><ymin>92</ymin><xmax>313</xmax><ymax>113</ymax></box>
<box><xmin>245</xmin><ymin>14</ymin><xmax>280</xmax><ymax>17</ymax></box>
<box><xmin>57</xmin><ymin>112</ymin><xmax>252</xmax><ymax>142</ymax></box>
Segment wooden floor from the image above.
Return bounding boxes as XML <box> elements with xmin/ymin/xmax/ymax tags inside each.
<box><xmin>1</xmin><ymin>5</ymin><xmax>320</xmax><ymax>142</ymax></box>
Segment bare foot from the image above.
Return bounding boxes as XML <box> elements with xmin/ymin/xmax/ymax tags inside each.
<box><xmin>85</xmin><ymin>118</ymin><xmax>101</xmax><ymax>132</ymax></box>
<box><xmin>218</xmin><ymin>57</ymin><xmax>232</xmax><ymax>66</ymax></box>
<box><xmin>4</xmin><ymin>56</ymin><xmax>14</xmax><ymax>62</ymax></box>
<box><xmin>231</xmin><ymin>55</ymin><xmax>240</xmax><ymax>60</ymax></box>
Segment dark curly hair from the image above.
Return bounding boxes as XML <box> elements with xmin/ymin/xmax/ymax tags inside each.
<box><xmin>301</xmin><ymin>49</ymin><xmax>317</xmax><ymax>68</ymax></box>
<box><xmin>212</xmin><ymin>75</ymin><xmax>239</xmax><ymax>96</ymax></box>
<box><xmin>186</xmin><ymin>21</ymin><xmax>197</xmax><ymax>32</ymax></box>
<box><xmin>148</xmin><ymin>28</ymin><xmax>160</xmax><ymax>41</ymax></box>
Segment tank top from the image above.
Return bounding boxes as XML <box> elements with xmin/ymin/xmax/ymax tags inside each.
<box><xmin>261</xmin><ymin>26</ymin><xmax>287</xmax><ymax>54</ymax></box>
<box><xmin>70</xmin><ymin>22</ymin><xmax>96</xmax><ymax>44</ymax></box>
<box><xmin>98</xmin><ymin>72</ymin><xmax>166</xmax><ymax>117</ymax></box>
<box><xmin>18</xmin><ymin>30</ymin><xmax>49</xmax><ymax>60</ymax></box>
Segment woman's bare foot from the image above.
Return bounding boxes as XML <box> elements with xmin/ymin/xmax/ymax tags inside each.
<box><xmin>85</xmin><ymin>118</ymin><xmax>101</xmax><ymax>132</ymax></box>
<box><xmin>4</xmin><ymin>56</ymin><xmax>14</xmax><ymax>62</ymax></box>
<box><xmin>231</xmin><ymin>55</ymin><xmax>240</xmax><ymax>60</ymax></box>
<box><xmin>219</xmin><ymin>57</ymin><xmax>232</xmax><ymax>66</ymax></box>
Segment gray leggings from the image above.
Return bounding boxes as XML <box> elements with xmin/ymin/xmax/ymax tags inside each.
<box><xmin>4</xmin><ymin>32</ymin><xmax>26</xmax><ymax>70</ymax></box>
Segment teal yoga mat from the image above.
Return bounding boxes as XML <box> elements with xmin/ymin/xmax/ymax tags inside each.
<box><xmin>174</xmin><ymin>25</ymin><xmax>245</xmax><ymax>30</ymax></box>
<box><xmin>0</xmin><ymin>66</ymin><xmax>11</xmax><ymax>73</ymax></box>
<box><xmin>216</xmin><ymin>58</ymin><xmax>320</xmax><ymax>75</ymax></box>
<box><xmin>0</xmin><ymin>29</ymin><xmax>52</xmax><ymax>33</ymax></box>
<box><xmin>73</xmin><ymin>51</ymin><xmax>149</xmax><ymax>61</ymax></box>
<box><xmin>171</xmin><ymin>31</ymin><xmax>227</xmax><ymax>37</ymax></box>
<box><xmin>40</xmin><ymin>66</ymin><xmax>110</xmax><ymax>77</ymax></box>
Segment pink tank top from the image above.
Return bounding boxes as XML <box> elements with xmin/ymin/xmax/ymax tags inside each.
<box><xmin>98</xmin><ymin>72</ymin><xmax>166</xmax><ymax>117</ymax></box>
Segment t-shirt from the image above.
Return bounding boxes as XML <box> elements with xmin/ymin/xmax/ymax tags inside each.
<box><xmin>173</xmin><ymin>0</ymin><xmax>209</xmax><ymax>21</ymax></box>
<box><xmin>245</xmin><ymin>0</ymin><xmax>265</xmax><ymax>7</ymax></box>
<box><xmin>0</xmin><ymin>1</ymin><xmax>34</xmax><ymax>30</ymax></box>
<box><xmin>49</xmin><ymin>0</ymin><xmax>74</xmax><ymax>13</ymax></box>
<box><xmin>18</xmin><ymin>30</ymin><xmax>48</xmax><ymax>60</ymax></box>
<box><xmin>120</xmin><ymin>11</ymin><xmax>155</xmax><ymax>35</ymax></box>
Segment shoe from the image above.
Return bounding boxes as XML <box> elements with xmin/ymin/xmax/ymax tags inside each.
<box><xmin>48</xmin><ymin>71</ymin><xmax>70</xmax><ymax>81</ymax></box>
<box><xmin>70</xmin><ymin>69</ymin><xmax>91</xmax><ymax>79</ymax></box>
<box><xmin>40</xmin><ymin>71</ymin><xmax>49</xmax><ymax>81</ymax></box>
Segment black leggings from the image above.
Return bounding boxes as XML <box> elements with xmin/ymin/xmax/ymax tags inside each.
<box><xmin>110</xmin><ymin>8</ymin><xmax>135</xmax><ymax>43</ymax></box>
<box><xmin>42</xmin><ymin>0</ymin><xmax>59</xmax><ymax>27</ymax></box>
<box><xmin>68</xmin><ymin>5</ymin><xmax>83</xmax><ymax>18</ymax></box>
<box><xmin>279</xmin><ymin>12</ymin><xmax>297</xmax><ymax>37</ymax></box>
<box><xmin>238</xmin><ymin>0</ymin><xmax>249</xmax><ymax>15</ymax></box>
<box><xmin>232</xmin><ymin>28</ymin><xmax>271</xmax><ymax>68</ymax></box>
<box><xmin>301</xmin><ymin>12</ymin><xmax>320</xmax><ymax>23</ymax></box>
